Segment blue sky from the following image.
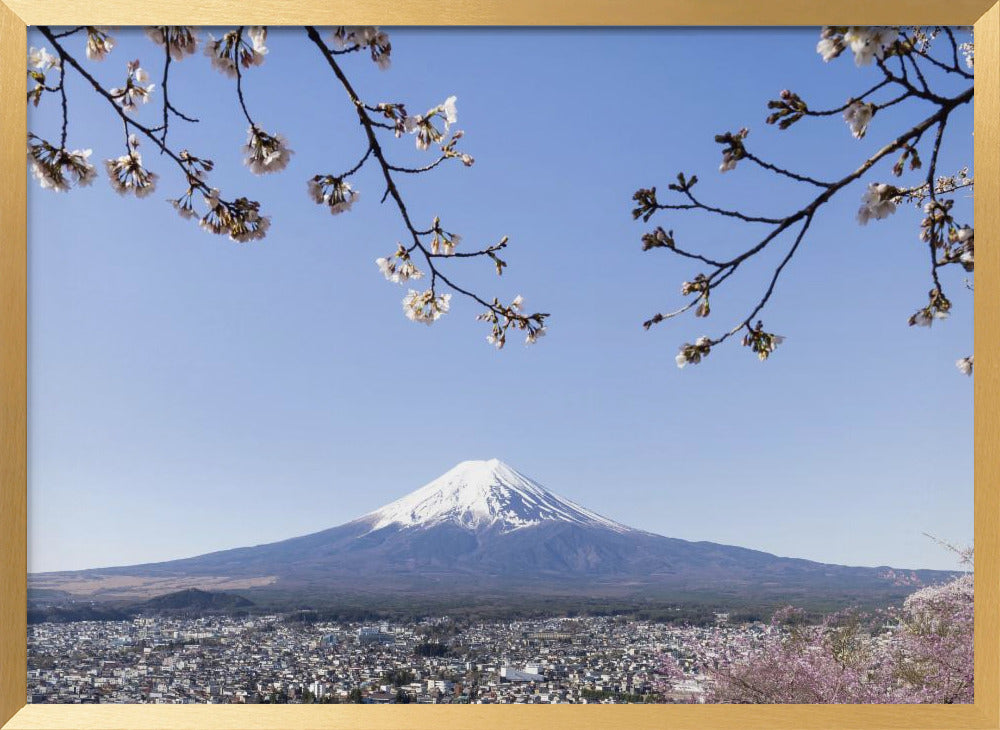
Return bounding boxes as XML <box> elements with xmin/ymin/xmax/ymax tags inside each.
<box><xmin>27</xmin><ymin>28</ymin><xmax>973</xmax><ymax>573</ymax></box>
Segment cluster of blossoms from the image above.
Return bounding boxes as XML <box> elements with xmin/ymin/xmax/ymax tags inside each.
<box><xmin>27</xmin><ymin>46</ymin><xmax>59</xmax><ymax>107</ymax></box>
<box><xmin>243</xmin><ymin>126</ymin><xmax>293</xmax><ymax>175</ymax></box>
<box><xmin>908</xmin><ymin>288</ymin><xmax>951</xmax><ymax>327</ymax></box>
<box><xmin>956</xmin><ymin>355</ymin><xmax>974</xmax><ymax>376</ymax></box>
<box><xmin>741</xmin><ymin>322</ymin><xmax>785</xmax><ymax>361</ymax></box>
<box><xmin>370</xmin><ymin>102</ymin><xmax>410</xmax><ymax>138</ymax></box>
<box><xmin>204</xmin><ymin>27</ymin><xmax>267</xmax><ymax>77</ymax></box>
<box><xmin>169</xmin><ymin>191</ymin><xmax>200</xmax><ymax>221</ymax></box>
<box><xmin>676</xmin><ymin>336</ymin><xmax>712</xmax><ymax>368</ymax></box>
<box><xmin>104</xmin><ymin>134</ymin><xmax>158</xmax><ymax>198</ymax></box>
<box><xmin>960</xmin><ymin>40</ymin><xmax>974</xmax><ymax>70</ymax></box>
<box><xmin>375</xmin><ymin>246</ymin><xmax>423</xmax><ymax>283</ymax></box>
<box><xmin>631</xmin><ymin>187</ymin><xmax>662</xmax><ymax>223</ymax></box>
<box><xmin>404</xmin><ymin>96</ymin><xmax>459</xmax><ymax>151</ymax></box>
<box><xmin>640</xmin><ymin>226</ymin><xmax>676</xmax><ymax>251</ymax></box>
<box><xmin>765</xmin><ymin>89</ymin><xmax>808</xmax><ymax>130</ymax></box>
<box><xmin>716</xmin><ymin>128</ymin><xmax>749</xmax><ymax>172</ymax></box>
<box><xmin>439</xmin><ymin>130</ymin><xmax>475</xmax><ymax>167</ymax></box>
<box><xmin>199</xmin><ymin>188</ymin><xmax>270</xmax><ymax>242</ymax></box>
<box><xmin>330</xmin><ymin>26</ymin><xmax>392</xmax><ymax>70</ymax></box>
<box><xmin>27</xmin><ymin>135</ymin><xmax>97</xmax><ymax>191</ymax></box>
<box><xmin>307</xmin><ymin>175</ymin><xmax>359</xmax><ymax>215</ymax></box>
<box><xmin>145</xmin><ymin>26</ymin><xmax>200</xmax><ymax>61</ymax></box>
<box><xmin>167</xmin><ymin>150</ymin><xmax>215</xmax><ymax>220</ymax></box>
<box><xmin>843</xmin><ymin>100</ymin><xmax>875</xmax><ymax>139</ymax></box>
<box><xmin>948</xmin><ymin>225</ymin><xmax>975</xmax><ymax>269</ymax></box>
<box><xmin>477</xmin><ymin>295</ymin><xmax>548</xmax><ymax>348</ymax></box>
<box><xmin>920</xmin><ymin>200</ymin><xmax>974</xmax><ymax>270</ymax></box>
<box><xmin>166</xmin><ymin>152</ymin><xmax>268</xmax><ymax>244</ymax></box>
<box><xmin>85</xmin><ymin>27</ymin><xmax>115</xmax><ymax>62</ymax></box>
<box><xmin>680</xmin><ymin>274</ymin><xmax>711</xmax><ymax>318</ymax></box>
<box><xmin>28</xmin><ymin>46</ymin><xmax>60</xmax><ymax>72</ymax></box>
<box><xmin>899</xmin><ymin>167</ymin><xmax>972</xmax><ymax>205</ymax></box>
<box><xmin>429</xmin><ymin>218</ymin><xmax>461</xmax><ymax>256</ymax></box>
<box><xmin>857</xmin><ymin>182</ymin><xmax>900</xmax><ymax>225</ymax></box>
<box><xmin>109</xmin><ymin>59</ymin><xmax>155</xmax><ymax>114</ymax></box>
<box><xmin>890</xmin><ymin>144</ymin><xmax>923</xmax><ymax>178</ymax></box>
<box><xmin>402</xmin><ymin>289</ymin><xmax>451</xmax><ymax>325</ymax></box>
<box><xmin>817</xmin><ymin>26</ymin><xmax>899</xmax><ymax>66</ymax></box>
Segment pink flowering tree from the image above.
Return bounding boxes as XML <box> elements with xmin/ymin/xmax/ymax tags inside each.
<box><xmin>655</xmin><ymin>547</ymin><xmax>973</xmax><ymax>704</ymax></box>
<box><xmin>890</xmin><ymin>548</ymin><xmax>974</xmax><ymax>702</ymax></box>
<box><xmin>654</xmin><ymin>651</ymin><xmax>690</xmax><ymax>702</ymax></box>
<box><xmin>26</xmin><ymin>26</ymin><xmax>548</xmax><ymax>347</ymax></box>
<box><xmin>707</xmin><ymin>607</ymin><xmax>911</xmax><ymax>703</ymax></box>
<box><xmin>631</xmin><ymin>27</ymin><xmax>974</xmax><ymax>374</ymax></box>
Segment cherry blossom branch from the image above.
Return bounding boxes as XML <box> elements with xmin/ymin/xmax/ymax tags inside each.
<box><xmin>40</xmin><ymin>27</ymin><xmax>200</xmax><ymax>182</ymax></box>
<box><xmin>30</xmin><ymin>25</ymin><xmax>544</xmax><ymax>346</ymax></box>
<box><xmin>38</xmin><ymin>26</ymin><xmax>270</xmax><ymax>242</ymax></box>
<box><xmin>304</xmin><ymin>26</ymin><xmax>547</xmax><ymax>346</ymax></box>
<box><xmin>633</xmin><ymin>27</ymin><xmax>973</xmax><ymax>369</ymax></box>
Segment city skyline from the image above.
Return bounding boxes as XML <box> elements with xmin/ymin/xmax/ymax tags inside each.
<box><xmin>27</xmin><ymin>27</ymin><xmax>973</xmax><ymax>574</ymax></box>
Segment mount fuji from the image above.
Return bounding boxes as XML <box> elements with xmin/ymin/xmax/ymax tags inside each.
<box><xmin>30</xmin><ymin>459</ymin><xmax>953</xmax><ymax>606</ymax></box>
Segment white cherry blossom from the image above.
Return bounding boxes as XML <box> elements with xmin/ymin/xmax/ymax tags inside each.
<box><xmin>145</xmin><ymin>27</ymin><xmax>199</xmax><ymax>61</ymax></box>
<box><xmin>243</xmin><ymin>126</ymin><xmax>293</xmax><ymax>175</ymax></box>
<box><xmin>844</xmin><ymin>27</ymin><xmax>897</xmax><ymax>66</ymax></box>
<box><xmin>857</xmin><ymin>183</ymin><xmax>897</xmax><ymax>224</ymax></box>
<box><xmin>28</xmin><ymin>139</ymin><xmax>97</xmax><ymax>192</ymax></box>
<box><xmin>308</xmin><ymin>176</ymin><xmax>358</xmax><ymax>215</ymax></box>
<box><xmin>28</xmin><ymin>47</ymin><xmax>60</xmax><ymax>71</ymax></box>
<box><xmin>85</xmin><ymin>28</ymin><xmax>115</xmax><ymax>61</ymax></box>
<box><xmin>403</xmin><ymin>289</ymin><xmax>451</xmax><ymax>325</ymax></box>
<box><xmin>843</xmin><ymin>101</ymin><xmax>874</xmax><ymax>139</ymax></box>
<box><xmin>105</xmin><ymin>143</ymin><xmax>158</xmax><ymax>198</ymax></box>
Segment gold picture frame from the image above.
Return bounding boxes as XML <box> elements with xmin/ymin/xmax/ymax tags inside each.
<box><xmin>1</xmin><ymin>2</ymin><xmax>997</xmax><ymax>728</ymax></box>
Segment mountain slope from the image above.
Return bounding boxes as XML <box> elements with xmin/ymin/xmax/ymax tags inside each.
<box><xmin>29</xmin><ymin>459</ymin><xmax>955</xmax><ymax>605</ymax></box>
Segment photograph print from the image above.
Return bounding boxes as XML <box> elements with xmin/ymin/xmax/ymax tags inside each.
<box><xmin>25</xmin><ymin>25</ymin><xmax>973</xmax><ymax>705</ymax></box>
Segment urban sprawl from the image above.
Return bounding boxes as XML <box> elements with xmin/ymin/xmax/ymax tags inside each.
<box><xmin>27</xmin><ymin>614</ymin><xmax>768</xmax><ymax>704</ymax></box>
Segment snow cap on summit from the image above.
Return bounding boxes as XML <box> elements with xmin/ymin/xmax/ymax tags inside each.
<box><xmin>363</xmin><ymin>459</ymin><xmax>630</xmax><ymax>534</ymax></box>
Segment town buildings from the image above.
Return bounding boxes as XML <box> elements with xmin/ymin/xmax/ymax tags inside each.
<box><xmin>28</xmin><ymin>614</ymin><xmax>769</xmax><ymax>704</ymax></box>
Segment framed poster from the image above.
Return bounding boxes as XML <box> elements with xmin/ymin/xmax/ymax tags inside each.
<box><xmin>1</xmin><ymin>2</ymin><xmax>998</xmax><ymax>729</ymax></box>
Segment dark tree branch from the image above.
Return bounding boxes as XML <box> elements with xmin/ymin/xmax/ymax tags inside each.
<box><xmin>58</xmin><ymin>64</ymin><xmax>68</xmax><ymax>149</ymax></box>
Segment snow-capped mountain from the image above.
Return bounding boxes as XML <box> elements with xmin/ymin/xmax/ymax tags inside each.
<box><xmin>361</xmin><ymin>459</ymin><xmax>630</xmax><ymax>534</ymax></box>
<box><xmin>29</xmin><ymin>459</ymin><xmax>956</xmax><ymax>606</ymax></box>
